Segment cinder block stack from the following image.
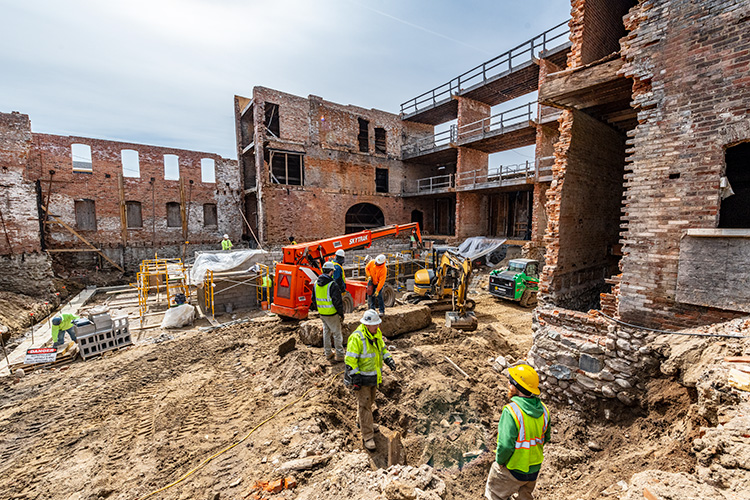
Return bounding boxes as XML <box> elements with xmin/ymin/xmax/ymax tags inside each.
<box><xmin>74</xmin><ymin>313</ymin><xmax>131</xmax><ymax>361</ymax></box>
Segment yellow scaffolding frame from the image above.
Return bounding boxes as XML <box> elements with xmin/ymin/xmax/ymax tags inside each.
<box><xmin>204</xmin><ymin>269</ymin><xmax>215</xmax><ymax>318</ymax></box>
<box><xmin>255</xmin><ymin>264</ymin><xmax>270</xmax><ymax>304</ymax></box>
<box><xmin>136</xmin><ymin>254</ymin><xmax>190</xmax><ymax>318</ymax></box>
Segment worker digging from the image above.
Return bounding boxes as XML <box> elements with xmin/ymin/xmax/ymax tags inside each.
<box><xmin>366</xmin><ymin>254</ymin><xmax>388</xmax><ymax>316</ymax></box>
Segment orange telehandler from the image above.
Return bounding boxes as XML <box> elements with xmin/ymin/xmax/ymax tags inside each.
<box><xmin>270</xmin><ymin>223</ymin><xmax>422</xmax><ymax>320</ymax></box>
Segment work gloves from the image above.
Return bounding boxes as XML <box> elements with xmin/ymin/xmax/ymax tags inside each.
<box><xmin>385</xmin><ymin>357</ymin><xmax>396</xmax><ymax>371</ymax></box>
<box><xmin>373</xmin><ymin>291</ymin><xmax>379</xmax><ymax>297</ymax></box>
<box><xmin>350</xmin><ymin>373</ymin><xmax>362</xmax><ymax>390</ymax></box>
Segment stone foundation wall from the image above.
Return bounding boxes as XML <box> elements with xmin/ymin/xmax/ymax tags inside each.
<box><xmin>0</xmin><ymin>253</ymin><xmax>55</xmax><ymax>296</ymax></box>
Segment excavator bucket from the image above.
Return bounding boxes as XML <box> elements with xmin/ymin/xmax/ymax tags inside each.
<box><xmin>445</xmin><ymin>311</ymin><xmax>478</xmax><ymax>331</ymax></box>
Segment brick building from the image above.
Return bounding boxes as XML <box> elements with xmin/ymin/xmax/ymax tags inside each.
<box><xmin>0</xmin><ymin>110</ymin><xmax>241</xmax><ymax>293</ymax></box>
<box><xmin>528</xmin><ymin>0</ymin><xmax>750</xmax><ymax>406</ymax></box>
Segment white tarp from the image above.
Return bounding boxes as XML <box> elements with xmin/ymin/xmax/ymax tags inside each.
<box><xmin>161</xmin><ymin>304</ymin><xmax>196</xmax><ymax>329</ymax></box>
<box><xmin>457</xmin><ymin>237</ymin><xmax>508</xmax><ymax>266</ymax></box>
<box><xmin>190</xmin><ymin>249</ymin><xmax>268</xmax><ymax>284</ymax></box>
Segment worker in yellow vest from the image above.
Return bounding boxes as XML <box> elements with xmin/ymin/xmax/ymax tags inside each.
<box><xmin>485</xmin><ymin>363</ymin><xmax>551</xmax><ymax>500</ymax></box>
<box><xmin>221</xmin><ymin>234</ymin><xmax>233</xmax><ymax>250</ymax></box>
<box><xmin>51</xmin><ymin>314</ymin><xmax>79</xmax><ymax>348</ymax></box>
<box><xmin>315</xmin><ymin>261</ymin><xmax>345</xmax><ymax>362</ymax></box>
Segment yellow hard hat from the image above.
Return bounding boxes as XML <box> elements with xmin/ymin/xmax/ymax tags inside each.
<box><xmin>507</xmin><ymin>363</ymin><xmax>540</xmax><ymax>396</ymax></box>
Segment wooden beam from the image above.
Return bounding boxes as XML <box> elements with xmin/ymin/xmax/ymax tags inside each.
<box><xmin>42</xmin><ymin>205</ymin><xmax>125</xmax><ymax>272</ymax></box>
<box><xmin>46</xmin><ymin>248</ymin><xmax>100</xmax><ymax>253</ymax></box>
<box><xmin>539</xmin><ymin>58</ymin><xmax>626</xmax><ymax>108</ymax></box>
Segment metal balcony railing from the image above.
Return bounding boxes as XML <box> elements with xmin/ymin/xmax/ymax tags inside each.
<box><xmin>401</xmin><ymin>127</ymin><xmax>457</xmax><ymax>158</ymax></box>
<box><xmin>413</xmin><ymin>173</ymin><xmax>455</xmax><ymax>194</ymax></box>
<box><xmin>400</xmin><ymin>20</ymin><xmax>570</xmax><ymax>116</ymax></box>
<box><xmin>457</xmin><ymin>102</ymin><xmax>536</xmax><ymax>141</ymax></box>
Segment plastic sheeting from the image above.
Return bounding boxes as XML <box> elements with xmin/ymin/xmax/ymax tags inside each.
<box><xmin>190</xmin><ymin>249</ymin><xmax>268</xmax><ymax>284</ymax></box>
<box><xmin>457</xmin><ymin>237</ymin><xmax>508</xmax><ymax>267</ymax></box>
<box><xmin>161</xmin><ymin>304</ymin><xmax>195</xmax><ymax>329</ymax></box>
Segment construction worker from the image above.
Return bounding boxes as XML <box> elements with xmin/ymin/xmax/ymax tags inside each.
<box><xmin>221</xmin><ymin>234</ymin><xmax>233</xmax><ymax>251</ymax></box>
<box><xmin>365</xmin><ymin>254</ymin><xmax>387</xmax><ymax>315</ymax></box>
<box><xmin>332</xmin><ymin>249</ymin><xmax>346</xmax><ymax>293</ymax></box>
<box><xmin>315</xmin><ymin>261</ymin><xmax>345</xmax><ymax>362</ymax></box>
<box><xmin>288</xmin><ymin>236</ymin><xmax>297</xmax><ymax>245</ymax></box>
<box><xmin>485</xmin><ymin>363</ymin><xmax>551</xmax><ymax>500</ymax></box>
<box><xmin>51</xmin><ymin>313</ymin><xmax>79</xmax><ymax>348</ymax></box>
<box><xmin>344</xmin><ymin>309</ymin><xmax>395</xmax><ymax>451</ymax></box>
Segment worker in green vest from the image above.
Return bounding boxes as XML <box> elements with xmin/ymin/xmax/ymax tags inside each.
<box><xmin>314</xmin><ymin>261</ymin><xmax>345</xmax><ymax>362</ymax></box>
<box><xmin>344</xmin><ymin>309</ymin><xmax>395</xmax><ymax>451</ymax></box>
<box><xmin>485</xmin><ymin>363</ymin><xmax>551</xmax><ymax>500</ymax></box>
<box><xmin>51</xmin><ymin>313</ymin><xmax>79</xmax><ymax>348</ymax></box>
<box><xmin>221</xmin><ymin>234</ymin><xmax>233</xmax><ymax>251</ymax></box>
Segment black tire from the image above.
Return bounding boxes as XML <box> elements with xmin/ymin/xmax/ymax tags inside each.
<box><xmin>464</xmin><ymin>298</ymin><xmax>476</xmax><ymax>311</ymax></box>
<box><xmin>342</xmin><ymin>292</ymin><xmax>354</xmax><ymax>314</ymax></box>
<box><xmin>382</xmin><ymin>284</ymin><xmax>396</xmax><ymax>307</ymax></box>
<box><xmin>520</xmin><ymin>289</ymin><xmax>537</xmax><ymax>308</ymax></box>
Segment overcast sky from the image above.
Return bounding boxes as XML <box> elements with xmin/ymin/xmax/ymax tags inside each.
<box><xmin>0</xmin><ymin>0</ymin><xmax>571</xmax><ymax>163</ymax></box>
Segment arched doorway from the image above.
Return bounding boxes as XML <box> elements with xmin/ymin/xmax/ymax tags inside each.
<box><xmin>345</xmin><ymin>203</ymin><xmax>384</xmax><ymax>234</ymax></box>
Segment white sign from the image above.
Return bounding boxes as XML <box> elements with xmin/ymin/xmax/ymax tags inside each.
<box><xmin>25</xmin><ymin>347</ymin><xmax>58</xmax><ymax>365</ymax></box>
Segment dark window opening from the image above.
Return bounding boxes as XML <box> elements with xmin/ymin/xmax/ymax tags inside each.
<box><xmin>719</xmin><ymin>142</ymin><xmax>750</xmax><ymax>228</ymax></box>
<box><xmin>270</xmin><ymin>151</ymin><xmax>304</xmax><ymax>186</ymax></box>
<box><xmin>126</xmin><ymin>201</ymin><xmax>142</xmax><ymax>228</ymax></box>
<box><xmin>265</xmin><ymin>103</ymin><xmax>280</xmax><ymax>138</ymax></box>
<box><xmin>166</xmin><ymin>202</ymin><xmax>182</xmax><ymax>228</ymax></box>
<box><xmin>75</xmin><ymin>199</ymin><xmax>97</xmax><ymax>231</ymax></box>
<box><xmin>374</xmin><ymin>127</ymin><xmax>386</xmax><ymax>154</ymax></box>
<box><xmin>375</xmin><ymin>168</ymin><xmax>389</xmax><ymax>193</ymax></box>
<box><xmin>435</xmin><ymin>198</ymin><xmax>455</xmax><ymax>235</ymax></box>
<box><xmin>345</xmin><ymin>203</ymin><xmax>384</xmax><ymax>234</ymax></box>
<box><xmin>411</xmin><ymin>210</ymin><xmax>424</xmax><ymax>230</ymax></box>
<box><xmin>203</xmin><ymin>203</ymin><xmax>218</xmax><ymax>227</ymax></box>
<box><xmin>358</xmin><ymin>118</ymin><xmax>369</xmax><ymax>153</ymax></box>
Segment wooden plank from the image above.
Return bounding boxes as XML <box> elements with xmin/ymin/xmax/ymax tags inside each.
<box><xmin>643</xmin><ymin>487</ymin><xmax>659</xmax><ymax>500</ymax></box>
<box><xmin>42</xmin><ymin>205</ymin><xmax>125</xmax><ymax>272</ymax></box>
<box><xmin>46</xmin><ymin>248</ymin><xmax>100</xmax><ymax>253</ymax></box>
<box><xmin>724</xmin><ymin>356</ymin><xmax>750</xmax><ymax>363</ymax></box>
<box><xmin>539</xmin><ymin>58</ymin><xmax>625</xmax><ymax>108</ymax></box>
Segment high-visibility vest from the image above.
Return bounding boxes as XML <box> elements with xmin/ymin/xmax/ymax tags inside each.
<box><xmin>314</xmin><ymin>281</ymin><xmax>336</xmax><ymax>315</ymax></box>
<box><xmin>504</xmin><ymin>400</ymin><xmax>550</xmax><ymax>473</ymax></box>
<box><xmin>344</xmin><ymin>324</ymin><xmax>392</xmax><ymax>386</ymax></box>
<box><xmin>332</xmin><ymin>261</ymin><xmax>346</xmax><ymax>284</ymax></box>
<box><xmin>221</xmin><ymin>239</ymin><xmax>232</xmax><ymax>250</ymax></box>
<box><xmin>51</xmin><ymin>313</ymin><xmax>78</xmax><ymax>342</ymax></box>
<box><xmin>261</xmin><ymin>275</ymin><xmax>272</xmax><ymax>288</ymax></box>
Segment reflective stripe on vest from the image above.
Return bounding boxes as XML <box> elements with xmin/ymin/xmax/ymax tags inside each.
<box><xmin>504</xmin><ymin>400</ymin><xmax>549</xmax><ymax>472</ymax></box>
<box><xmin>315</xmin><ymin>282</ymin><xmax>336</xmax><ymax>315</ymax></box>
<box><xmin>333</xmin><ymin>262</ymin><xmax>346</xmax><ymax>283</ymax></box>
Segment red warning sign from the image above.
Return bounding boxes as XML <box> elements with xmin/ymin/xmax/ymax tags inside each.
<box><xmin>279</xmin><ymin>275</ymin><xmax>290</xmax><ymax>288</ymax></box>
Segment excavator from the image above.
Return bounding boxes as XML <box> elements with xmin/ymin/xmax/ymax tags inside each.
<box><xmin>402</xmin><ymin>250</ymin><xmax>478</xmax><ymax>331</ymax></box>
<box><xmin>271</xmin><ymin>223</ymin><xmax>422</xmax><ymax>320</ymax></box>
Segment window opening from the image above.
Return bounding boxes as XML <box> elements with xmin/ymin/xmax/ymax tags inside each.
<box><xmin>203</xmin><ymin>203</ymin><xmax>218</xmax><ymax>227</ymax></box>
<box><xmin>201</xmin><ymin>158</ymin><xmax>216</xmax><ymax>183</ymax></box>
<box><xmin>75</xmin><ymin>199</ymin><xmax>97</xmax><ymax>230</ymax></box>
<box><xmin>166</xmin><ymin>202</ymin><xmax>181</xmax><ymax>227</ymax></box>
<box><xmin>719</xmin><ymin>142</ymin><xmax>750</xmax><ymax>228</ymax></box>
<box><xmin>122</xmin><ymin>149</ymin><xmax>140</xmax><ymax>178</ymax></box>
<box><xmin>358</xmin><ymin>118</ymin><xmax>369</xmax><ymax>153</ymax></box>
<box><xmin>71</xmin><ymin>144</ymin><xmax>92</xmax><ymax>172</ymax></box>
<box><xmin>375</xmin><ymin>127</ymin><xmax>386</xmax><ymax>154</ymax></box>
<box><xmin>265</xmin><ymin>103</ymin><xmax>280</xmax><ymax>138</ymax></box>
<box><xmin>126</xmin><ymin>201</ymin><xmax>143</xmax><ymax>228</ymax></box>
<box><xmin>270</xmin><ymin>151</ymin><xmax>304</xmax><ymax>186</ymax></box>
<box><xmin>345</xmin><ymin>203</ymin><xmax>384</xmax><ymax>234</ymax></box>
<box><xmin>164</xmin><ymin>154</ymin><xmax>179</xmax><ymax>180</ymax></box>
<box><xmin>375</xmin><ymin>168</ymin><xmax>389</xmax><ymax>193</ymax></box>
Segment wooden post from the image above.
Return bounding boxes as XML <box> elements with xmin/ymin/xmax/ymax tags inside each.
<box><xmin>118</xmin><ymin>173</ymin><xmax>127</xmax><ymax>245</ymax></box>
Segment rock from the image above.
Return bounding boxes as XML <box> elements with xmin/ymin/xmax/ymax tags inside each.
<box><xmin>587</xmin><ymin>441</ymin><xmax>603</xmax><ymax>452</ymax></box>
<box><xmin>599</xmin><ymin>370</ymin><xmax>616</xmax><ymax>381</ymax></box>
<box><xmin>229</xmin><ymin>477</ymin><xmax>242</xmax><ymax>487</ymax></box>
<box><xmin>556</xmin><ymin>353</ymin><xmax>578</xmax><ymax>367</ymax></box>
<box><xmin>579</xmin><ymin>354</ymin><xmax>603</xmax><ymax>373</ymax></box>
<box><xmin>14</xmin><ymin>368</ymin><xmax>25</xmax><ymax>378</ymax></box>
<box><xmin>299</xmin><ymin>304</ymin><xmax>432</xmax><ymax>346</ymax></box>
<box><xmin>277</xmin><ymin>455</ymin><xmax>329</xmax><ymax>473</ymax></box>
<box><xmin>440</xmin><ymin>419</ymin><xmax>450</xmax><ymax>428</ymax></box>
<box><xmin>605</xmin><ymin>358</ymin><xmax>634</xmax><ymax>375</ymax></box>
<box><xmin>494</xmin><ymin>355</ymin><xmax>508</xmax><ymax>369</ymax></box>
<box><xmin>602</xmin><ymin>384</ymin><xmax>617</xmax><ymax>398</ymax></box>
<box><xmin>272</xmin><ymin>389</ymin><xmax>288</xmax><ymax>397</ymax></box>
<box><xmin>548</xmin><ymin>364</ymin><xmax>573</xmax><ymax>380</ymax></box>
<box><xmin>616</xmin><ymin>391</ymin><xmax>634</xmax><ymax>406</ymax></box>
<box><xmin>383</xmin><ymin>480</ymin><xmax>417</xmax><ymax>500</ymax></box>
<box><xmin>580</xmin><ymin>342</ymin><xmax>604</xmax><ymax>355</ymax></box>
<box><xmin>277</xmin><ymin>337</ymin><xmax>296</xmax><ymax>357</ymax></box>
<box><xmin>616</xmin><ymin>339</ymin><xmax>631</xmax><ymax>352</ymax></box>
<box><xmin>576</xmin><ymin>374</ymin><xmax>600</xmax><ymax>391</ymax></box>
<box><xmin>615</xmin><ymin>378</ymin><xmax>632</xmax><ymax>389</ymax></box>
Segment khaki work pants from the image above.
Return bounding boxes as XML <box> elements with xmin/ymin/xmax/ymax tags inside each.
<box><xmin>485</xmin><ymin>461</ymin><xmax>537</xmax><ymax>500</ymax></box>
<box><xmin>320</xmin><ymin>314</ymin><xmax>344</xmax><ymax>358</ymax></box>
<box><xmin>356</xmin><ymin>385</ymin><xmax>377</xmax><ymax>441</ymax></box>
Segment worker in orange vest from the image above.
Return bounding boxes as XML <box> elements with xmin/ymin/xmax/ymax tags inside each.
<box><xmin>365</xmin><ymin>254</ymin><xmax>387</xmax><ymax>315</ymax></box>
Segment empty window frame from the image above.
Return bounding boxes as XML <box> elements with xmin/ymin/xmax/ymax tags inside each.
<box><xmin>71</xmin><ymin>144</ymin><xmax>93</xmax><ymax>172</ymax></box>
<box><xmin>270</xmin><ymin>151</ymin><xmax>304</xmax><ymax>186</ymax></box>
<box><xmin>166</xmin><ymin>202</ymin><xmax>182</xmax><ymax>227</ymax></box>
<box><xmin>126</xmin><ymin>201</ymin><xmax>143</xmax><ymax>228</ymax></box>
<box><xmin>719</xmin><ymin>142</ymin><xmax>750</xmax><ymax>228</ymax></box>
<box><xmin>122</xmin><ymin>149</ymin><xmax>140</xmax><ymax>178</ymax></box>
<box><xmin>358</xmin><ymin>118</ymin><xmax>369</xmax><ymax>153</ymax></box>
<box><xmin>75</xmin><ymin>199</ymin><xmax>97</xmax><ymax>230</ymax></box>
<box><xmin>201</xmin><ymin>158</ymin><xmax>216</xmax><ymax>183</ymax></box>
<box><xmin>203</xmin><ymin>203</ymin><xmax>218</xmax><ymax>227</ymax></box>
<box><xmin>375</xmin><ymin>168</ymin><xmax>389</xmax><ymax>193</ymax></box>
<box><xmin>265</xmin><ymin>103</ymin><xmax>280</xmax><ymax>138</ymax></box>
<box><xmin>374</xmin><ymin>127</ymin><xmax>386</xmax><ymax>154</ymax></box>
<box><xmin>164</xmin><ymin>154</ymin><xmax>180</xmax><ymax>180</ymax></box>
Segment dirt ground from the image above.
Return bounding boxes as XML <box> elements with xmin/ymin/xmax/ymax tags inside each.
<box><xmin>0</xmin><ymin>286</ymin><xmax>748</xmax><ymax>500</ymax></box>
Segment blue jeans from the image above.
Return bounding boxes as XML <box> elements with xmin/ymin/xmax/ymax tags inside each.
<box><xmin>54</xmin><ymin>327</ymin><xmax>77</xmax><ymax>347</ymax></box>
<box><xmin>368</xmin><ymin>293</ymin><xmax>385</xmax><ymax>314</ymax></box>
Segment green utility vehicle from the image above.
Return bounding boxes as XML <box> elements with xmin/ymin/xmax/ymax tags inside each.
<box><xmin>488</xmin><ymin>258</ymin><xmax>539</xmax><ymax>307</ymax></box>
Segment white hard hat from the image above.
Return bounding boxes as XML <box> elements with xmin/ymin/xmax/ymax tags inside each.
<box><xmin>335</xmin><ymin>249</ymin><xmax>345</xmax><ymax>257</ymax></box>
<box><xmin>322</xmin><ymin>261</ymin><xmax>336</xmax><ymax>272</ymax></box>
<box><xmin>360</xmin><ymin>309</ymin><xmax>382</xmax><ymax>326</ymax></box>
<box><xmin>223</xmin><ymin>234</ymin><xmax>229</xmax><ymax>239</ymax></box>
<box><xmin>375</xmin><ymin>254</ymin><xmax>386</xmax><ymax>265</ymax></box>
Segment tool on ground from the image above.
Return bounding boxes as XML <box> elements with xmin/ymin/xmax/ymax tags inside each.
<box><xmin>403</xmin><ymin>250</ymin><xmax>477</xmax><ymax>331</ymax></box>
<box><xmin>271</xmin><ymin>223</ymin><xmax>422</xmax><ymax>320</ymax></box>
<box><xmin>488</xmin><ymin>259</ymin><xmax>539</xmax><ymax>307</ymax></box>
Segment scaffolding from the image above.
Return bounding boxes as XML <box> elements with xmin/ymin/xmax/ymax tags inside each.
<box><xmin>136</xmin><ymin>255</ymin><xmax>190</xmax><ymax>318</ymax></box>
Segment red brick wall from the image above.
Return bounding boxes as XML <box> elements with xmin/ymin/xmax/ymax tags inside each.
<box><xmin>568</xmin><ymin>0</ymin><xmax>637</xmax><ymax>68</ymax></box>
<box><xmin>27</xmin><ymin>134</ymin><xmax>240</xmax><ymax>254</ymax></box>
<box><xmin>616</xmin><ymin>0</ymin><xmax>750</xmax><ymax>329</ymax></box>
